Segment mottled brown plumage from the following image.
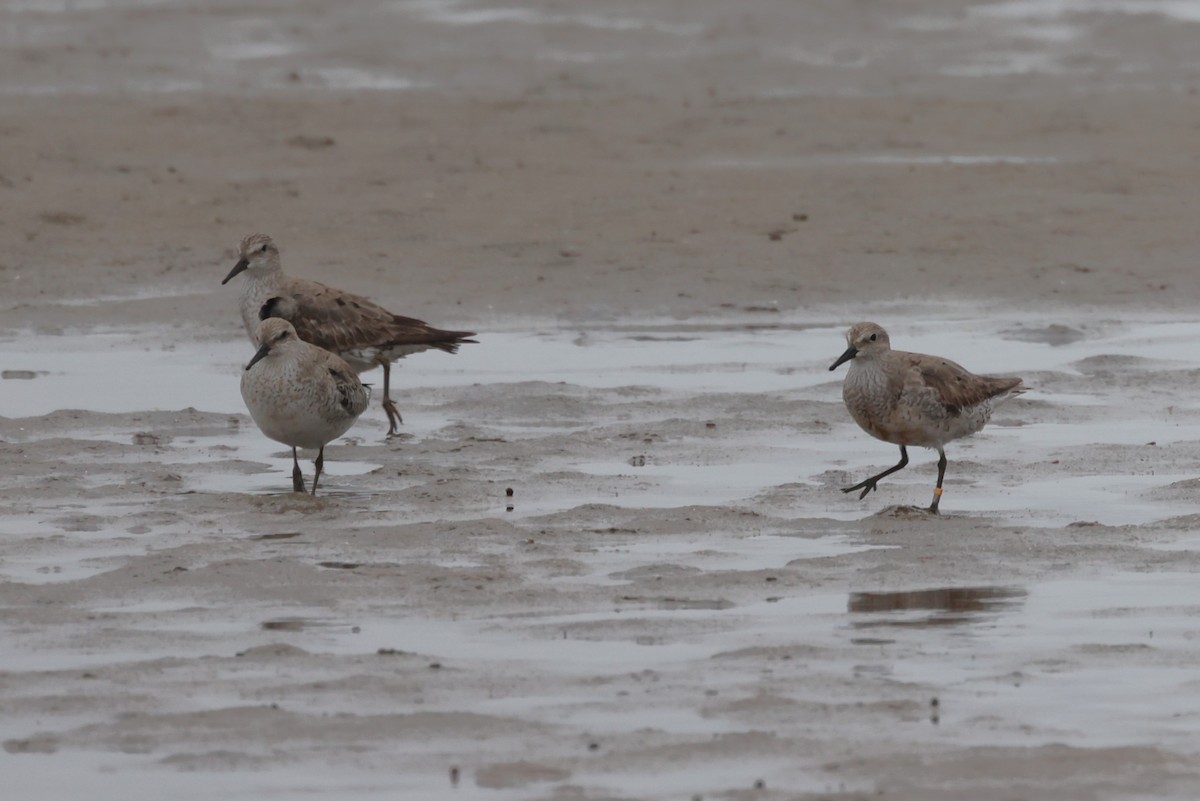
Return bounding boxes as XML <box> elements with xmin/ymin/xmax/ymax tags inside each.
<box><xmin>906</xmin><ymin>353</ymin><xmax>1023</xmax><ymax>416</ymax></box>
<box><xmin>223</xmin><ymin>233</ymin><xmax>477</xmax><ymax>435</ymax></box>
<box><xmin>256</xmin><ymin>278</ymin><xmax>472</xmax><ymax>358</ymax></box>
<box><xmin>828</xmin><ymin>322</ymin><xmax>1025</xmax><ymax>513</ymax></box>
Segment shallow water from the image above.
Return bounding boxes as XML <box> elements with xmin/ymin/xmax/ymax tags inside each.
<box><xmin>8</xmin><ymin>312</ymin><xmax>1191</xmax><ymax>411</ymax></box>
<box><xmin>3</xmin><ymin>0</ymin><xmax>1198</xmax><ymax>795</ymax></box>
<box><xmin>3</xmin><ymin>312</ymin><xmax>1199</xmax><ymax>526</ymax></box>
<box><xmin>256</xmin><ymin>562</ymin><xmax>1200</xmax><ymax>753</ymax></box>
<box><xmin>699</xmin><ymin>154</ymin><xmax>1065</xmax><ymax>169</ymax></box>
<box><xmin>3</xmin><ymin>310</ymin><xmax>1200</xmax><ymax>799</ymax></box>
<box><xmin>4</xmin><ymin>560</ymin><xmax>1195</xmax><ymax>799</ymax></box>
<box><xmin>885</xmin><ymin>571</ymin><xmax>1200</xmax><ymax>749</ymax></box>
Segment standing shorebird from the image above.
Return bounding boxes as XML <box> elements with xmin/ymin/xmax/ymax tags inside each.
<box><xmin>240</xmin><ymin>318</ymin><xmax>371</xmax><ymax>495</ymax></box>
<box><xmin>828</xmin><ymin>322</ymin><xmax>1025</xmax><ymax>513</ymax></box>
<box><xmin>222</xmin><ymin>233</ymin><xmax>477</xmax><ymax>436</ymax></box>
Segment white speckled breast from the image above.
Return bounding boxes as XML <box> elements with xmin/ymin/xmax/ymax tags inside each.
<box><xmin>240</xmin><ymin>342</ymin><xmax>370</xmax><ymax>450</ymax></box>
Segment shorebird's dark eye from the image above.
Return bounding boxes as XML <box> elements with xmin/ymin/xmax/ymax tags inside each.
<box><xmin>260</xmin><ymin>243</ymin><xmax>269</xmax><ymax>253</ymax></box>
<box><xmin>869</xmin><ymin>333</ymin><xmax>877</xmax><ymax>342</ymax></box>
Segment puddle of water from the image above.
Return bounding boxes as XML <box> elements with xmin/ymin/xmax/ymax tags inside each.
<box><xmin>90</xmin><ymin>599</ymin><xmax>214</xmax><ymax>615</ymax></box>
<box><xmin>0</xmin><ymin>330</ymin><xmax>245</xmax><ymax>416</ymax></box>
<box><xmin>567</xmin><ymin>756</ymin><xmax>861</xmax><ymax>800</ymax></box>
<box><xmin>903</xmin><ymin>0</ymin><xmax>1198</xmax><ymax>83</ymax></box>
<box><xmin>853</xmin><ymin>154</ymin><xmax>1061</xmax><ymax>165</ymax></box>
<box><xmin>2</xmin><ymin>745</ymin><xmax>825</xmax><ymax>801</ymax></box>
<box><xmin>975</xmin><ymin>0</ymin><xmax>1200</xmax><ymax>24</ymax></box>
<box><xmin>0</xmin><ymin>750</ymin><xmax>442</xmax><ymax>801</ymax></box>
<box><xmin>395</xmin><ymin>0</ymin><xmax>704</xmax><ymax>36</ymax></box>
<box><xmin>0</xmin><ymin>80</ymin><xmax>206</xmax><ymax>97</ymax></box>
<box><xmin>942</xmin><ymin>51</ymin><xmax>1067</xmax><ymax>77</ymax></box>
<box><xmin>1012</xmin><ymin>421</ymin><xmax>1198</xmax><ymax>448</ymax></box>
<box><xmin>209</xmin><ymin>40</ymin><xmax>297</xmax><ymax>60</ymax></box>
<box><xmin>529</xmin><ymin>458</ymin><xmax>819</xmax><ymax>516</ymax></box>
<box><xmin>290</xmin><ymin>68</ymin><xmax>432</xmax><ymax>91</ymax></box>
<box><xmin>41</xmin><ymin>287</ymin><xmax>211</xmax><ymax>308</ymax></box>
<box><xmin>770</xmin><ymin>46</ymin><xmax>870</xmax><ymax>69</ymax></box>
<box><xmin>180</xmin><ymin>450</ymin><xmax>383</xmax><ymax>496</ymax></box>
<box><xmin>330</xmin><ymin>592</ymin><xmax>845</xmax><ymax>671</ymax></box>
<box><xmin>6</xmin><ymin>314</ymin><xmax>1190</xmax><ymax>413</ymax></box>
<box><xmin>1148</xmin><ymin>535</ymin><xmax>1200</xmax><ymax>552</ymax></box>
<box><xmin>949</xmin><ymin>472</ymin><xmax>1195</xmax><ymax>526</ymax></box>
<box><xmin>613</xmin><ymin>534</ymin><xmax>885</xmax><ymax>572</ymax></box>
<box><xmin>881</xmin><ymin>572</ymin><xmax>1200</xmax><ymax>749</ymax></box>
<box><xmin>47</xmin><ymin>533</ymin><xmax>876</xmax><ymax>672</ymax></box>
<box><xmin>535</xmin><ymin>48</ymin><xmax>689</xmax><ymax>64</ymax></box>
<box><xmin>551</xmin><ymin>533</ymin><xmax>893</xmax><ymax>587</ymax></box>
<box><xmin>6</xmin><ymin>0</ymin><xmax>160</xmax><ymax>10</ymax></box>
<box><xmin>206</xmin><ymin>18</ymin><xmax>298</xmax><ymax>61</ymax></box>
<box><xmin>0</xmin><ymin>541</ymin><xmax>139</xmax><ymax>585</ymax></box>
<box><xmin>0</xmin><ymin>495</ymin><xmax>191</xmax><ymax>585</ymax></box>
<box><xmin>697</xmin><ymin>154</ymin><xmax>1062</xmax><ymax>169</ymax></box>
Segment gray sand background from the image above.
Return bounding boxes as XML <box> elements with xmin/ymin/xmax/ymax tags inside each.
<box><xmin>2</xmin><ymin>1</ymin><xmax>1200</xmax><ymax>799</ymax></box>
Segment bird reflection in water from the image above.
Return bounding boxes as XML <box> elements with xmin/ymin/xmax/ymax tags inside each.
<box><xmin>848</xmin><ymin>585</ymin><xmax>1025</xmax><ymax>628</ymax></box>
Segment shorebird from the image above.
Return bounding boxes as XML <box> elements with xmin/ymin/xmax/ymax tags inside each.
<box><xmin>828</xmin><ymin>322</ymin><xmax>1024</xmax><ymax>513</ymax></box>
<box><xmin>222</xmin><ymin>233</ymin><xmax>477</xmax><ymax>436</ymax></box>
<box><xmin>240</xmin><ymin>318</ymin><xmax>371</xmax><ymax>495</ymax></box>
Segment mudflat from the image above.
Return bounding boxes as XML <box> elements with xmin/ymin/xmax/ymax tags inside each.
<box><xmin>2</xmin><ymin>2</ymin><xmax>1199</xmax><ymax>799</ymax></box>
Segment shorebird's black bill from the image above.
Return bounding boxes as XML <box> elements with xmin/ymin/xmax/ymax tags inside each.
<box><xmin>245</xmin><ymin>343</ymin><xmax>271</xmax><ymax>371</ymax></box>
<box><xmin>829</xmin><ymin>346</ymin><xmax>858</xmax><ymax>371</ymax></box>
<box><xmin>222</xmin><ymin>258</ymin><xmax>249</xmax><ymax>285</ymax></box>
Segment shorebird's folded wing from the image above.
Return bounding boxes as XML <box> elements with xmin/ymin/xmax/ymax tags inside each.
<box><xmin>269</xmin><ymin>279</ymin><xmax>475</xmax><ymax>353</ymax></box>
<box><xmin>326</xmin><ymin>363</ymin><xmax>371</xmax><ymax>417</ymax></box>
<box><xmin>907</xmin><ymin>355</ymin><xmax>1021</xmax><ymax>414</ymax></box>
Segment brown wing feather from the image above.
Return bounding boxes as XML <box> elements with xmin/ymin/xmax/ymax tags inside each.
<box><xmin>328</xmin><ymin>364</ymin><xmax>370</xmax><ymax>416</ymax></box>
<box><xmin>901</xmin><ymin>352</ymin><xmax>1023</xmax><ymax>413</ymax></box>
<box><xmin>278</xmin><ymin>277</ymin><xmax>476</xmax><ymax>353</ymax></box>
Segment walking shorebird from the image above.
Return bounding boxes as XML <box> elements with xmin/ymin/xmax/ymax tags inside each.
<box><xmin>828</xmin><ymin>322</ymin><xmax>1025</xmax><ymax>513</ymax></box>
<box><xmin>222</xmin><ymin>233</ymin><xmax>477</xmax><ymax>436</ymax></box>
<box><xmin>240</xmin><ymin>318</ymin><xmax>371</xmax><ymax>495</ymax></box>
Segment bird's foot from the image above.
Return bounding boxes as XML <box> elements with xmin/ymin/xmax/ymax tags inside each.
<box><xmin>842</xmin><ymin>479</ymin><xmax>878</xmax><ymax>500</ymax></box>
<box><xmin>382</xmin><ymin>399</ymin><xmax>403</xmax><ymax>436</ymax></box>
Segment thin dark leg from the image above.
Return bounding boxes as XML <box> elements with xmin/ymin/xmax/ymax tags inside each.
<box><xmin>380</xmin><ymin>360</ymin><xmax>402</xmax><ymax>436</ymax></box>
<box><xmin>843</xmin><ymin>446</ymin><xmax>909</xmax><ymax>500</ymax></box>
<box><xmin>929</xmin><ymin>448</ymin><xmax>947</xmax><ymax>514</ymax></box>
<box><xmin>291</xmin><ymin>447</ymin><xmax>306</xmax><ymax>493</ymax></box>
<box><xmin>311</xmin><ymin>446</ymin><xmax>324</xmax><ymax>496</ymax></box>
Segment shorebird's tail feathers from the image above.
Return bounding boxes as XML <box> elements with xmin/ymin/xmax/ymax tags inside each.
<box><xmin>427</xmin><ymin>332</ymin><xmax>478</xmax><ymax>355</ymax></box>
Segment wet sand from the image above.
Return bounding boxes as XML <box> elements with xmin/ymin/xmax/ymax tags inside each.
<box><xmin>3</xmin><ymin>1</ymin><xmax>1200</xmax><ymax>799</ymax></box>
